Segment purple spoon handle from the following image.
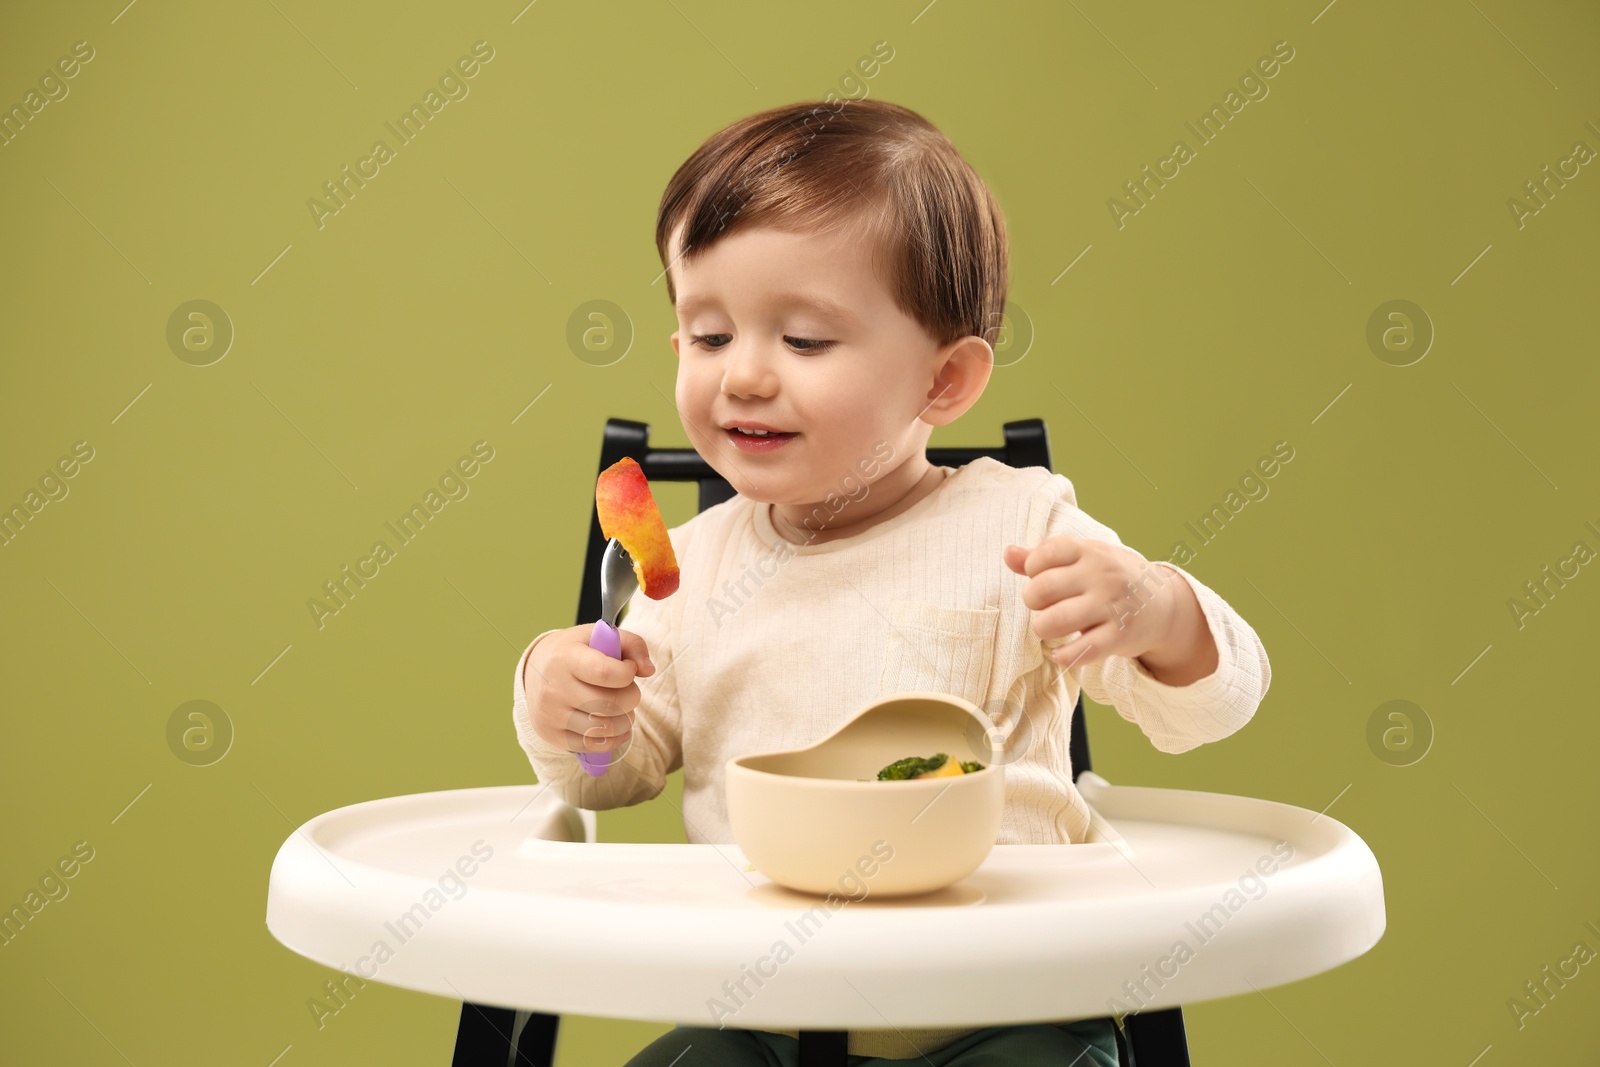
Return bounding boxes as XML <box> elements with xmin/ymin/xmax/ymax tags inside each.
<box><xmin>578</xmin><ymin>619</ymin><xmax>622</xmax><ymax>777</ymax></box>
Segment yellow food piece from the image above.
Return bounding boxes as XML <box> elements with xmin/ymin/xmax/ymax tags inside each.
<box><xmin>913</xmin><ymin>755</ymin><xmax>966</xmax><ymax>779</ymax></box>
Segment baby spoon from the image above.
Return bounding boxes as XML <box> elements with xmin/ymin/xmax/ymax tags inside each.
<box><xmin>579</xmin><ymin>536</ymin><xmax>636</xmax><ymax>777</ymax></box>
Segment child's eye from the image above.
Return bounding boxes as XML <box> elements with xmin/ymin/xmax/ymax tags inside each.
<box><xmin>689</xmin><ymin>334</ymin><xmax>836</xmax><ymax>354</ymax></box>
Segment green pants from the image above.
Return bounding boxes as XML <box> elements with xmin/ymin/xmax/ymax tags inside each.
<box><xmin>623</xmin><ymin>1017</ymin><xmax>1120</xmax><ymax>1066</ymax></box>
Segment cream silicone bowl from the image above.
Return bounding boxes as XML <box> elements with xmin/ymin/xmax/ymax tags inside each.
<box><xmin>725</xmin><ymin>691</ymin><xmax>1004</xmax><ymax>898</ymax></box>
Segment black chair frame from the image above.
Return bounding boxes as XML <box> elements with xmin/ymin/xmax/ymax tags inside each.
<box><xmin>452</xmin><ymin>417</ymin><xmax>1191</xmax><ymax>1066</ymax></box>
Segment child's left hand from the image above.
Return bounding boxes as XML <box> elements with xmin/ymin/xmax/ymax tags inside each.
<box><xmin>1002</xmin><ymin>536</ymin><xmax>1175</xmax><ymax>669</ymax></box>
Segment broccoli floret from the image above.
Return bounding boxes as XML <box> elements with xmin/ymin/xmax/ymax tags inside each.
<box><xmin>877</xmin><ymin>754</ymin><xmax>989</xmax><ymax>780</ymax></box>
<box><xmin>877</xmin><ymin>753</ymin><xmax>951</xmax><ymax>780</ymax></box>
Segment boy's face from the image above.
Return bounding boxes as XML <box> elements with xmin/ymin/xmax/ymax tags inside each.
<box><xmin>667</xmin><ymin>222</ymin><xmax>991</xmax><ymax>512</ymax></box>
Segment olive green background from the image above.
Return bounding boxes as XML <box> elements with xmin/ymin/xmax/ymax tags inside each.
<box><xmin>2</xmin><ymin>0</ymin><xmax>1597</xmax><ymax>1063</ymax></box>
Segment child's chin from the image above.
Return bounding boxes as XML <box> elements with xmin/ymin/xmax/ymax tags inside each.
<box><xmin>719</xmin><ymin>475</ymin><xmax>800</xmax><ymax>506</ymax></box>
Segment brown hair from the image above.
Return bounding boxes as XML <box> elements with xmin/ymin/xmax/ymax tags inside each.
<box><xmin>655</xmin><ymin>98</ymin><xmax>1008</xmax><ymax>348</ymax></box>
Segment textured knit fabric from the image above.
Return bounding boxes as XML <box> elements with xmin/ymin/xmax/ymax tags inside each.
<box><xmin>510</xmin><ymin>456</ymin><xmax>1271</xmax><ymax>1058</ymax></box>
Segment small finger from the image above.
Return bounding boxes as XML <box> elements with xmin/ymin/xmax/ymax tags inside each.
<box><xmin>563</xmin><ymin>724</ymin><xmax>634</xmax><ymax>753</ymax></box>
<box><xmin>563</xmin><ymin>706</ymin><xmax>635</xmax><ymax>744</ymax></box>
<box><xmin>1051</xmin><ymin>622</ymin><xmax>1117</xmax><ymax>669</ymax></box>
<box><xmin>1021</xmin><ymin>568</ymin><xmax>1090</xmax><ymax>612</ymax></box>
<box><xmin>583</xmin><ymin>706</ymin><xmax>635</xmax><ymax>735</ymax></box>
<box><xmin>617</xmin><ymin>629</ymin><xmax>658</xmax><ymax>675</ymax></box>
<box><xmin>567</xmin><ymin>677</ymin><xmax>639</xmax><ymax>720</ymax></box>
<box><xmin>1031</xmin><ymin>596</ymin><xmax>1104</xmax><ymax>643</ymax></box>
<box><xmin>1025</xmin><ymin>537</ymin><xmax>1083</xmax><ymax>577</ymax></box>
<box><xmin>572</xmin><ymin>647</ymin><xmax>638</xmax><ymax>688</ymax></box>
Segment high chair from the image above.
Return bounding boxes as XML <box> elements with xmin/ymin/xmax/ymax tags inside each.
<box><xmin>452</xmin><ymin>417</ymin><xmax>1188</xmax><ymax>1066</ymax></box>
<box><xmin>264</xmin><ymin>417</ymin><xmax>1384</xmax><ymax>1067</ymax></box>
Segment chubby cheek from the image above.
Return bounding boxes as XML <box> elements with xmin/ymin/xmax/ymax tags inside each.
<box><xmin>811</xmin><ymin>380</ymin><xmax>891</xmax><ymax>442</ymax></box>
<box><xmin>676</xmin><ymin>369</ymin><xmax>713</xmax><ymax>430</ymax></box>
<box><xmin>674</xmin><ymin>372</ymin><xmax>691</xmax><ymax>418</ymax></box>
<box><xmin>796</xmin><ymin>406</ymin><xmax>881</xmax><ymax>478</ymax></box>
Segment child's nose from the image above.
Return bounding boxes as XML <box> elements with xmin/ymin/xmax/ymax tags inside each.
<box><xmin>721</xmin><ymin>341</ymin><xmax>778</xmax><ymax>398</ymax></box>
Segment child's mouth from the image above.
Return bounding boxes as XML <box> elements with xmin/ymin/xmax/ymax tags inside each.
<box><xmin>725</xmin><ymin>427</ymin><xmax>799</xmax><ymax>453</ymax></box>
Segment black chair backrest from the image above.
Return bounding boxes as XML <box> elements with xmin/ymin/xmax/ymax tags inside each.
<box><xmin>577</xmin><ymin>417</ymin><xmax>1092</xmax><ymax>780</ymax></box>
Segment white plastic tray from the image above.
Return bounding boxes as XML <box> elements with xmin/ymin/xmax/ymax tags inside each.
<box><xmin>265</xmin><ymin>771</ymin><xmax>1384</xmax><ymax>1029</ymax></box>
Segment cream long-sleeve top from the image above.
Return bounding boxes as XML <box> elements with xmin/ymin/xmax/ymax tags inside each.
<box><xmin>510</xmin><ymin>455</ymin><xmax>1271</xmax><ymax>1059</ymax></box>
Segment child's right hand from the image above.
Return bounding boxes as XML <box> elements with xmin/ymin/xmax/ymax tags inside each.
<box><xmin>524</xmin><ymin>624</ymin><xmax>657</xmax><ymax>756</ymax></box>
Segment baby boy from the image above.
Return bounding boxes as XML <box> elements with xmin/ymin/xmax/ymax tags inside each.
<box><xmin>511</xmin><ymin>97</ymin><xmax>1270</xmax><ymax>1066</ymax></box>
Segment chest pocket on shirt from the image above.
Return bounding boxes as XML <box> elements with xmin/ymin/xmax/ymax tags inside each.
<box><xmin>877</xmin><ymin>600</ymin><xmax>999</xmax><ymax>710</ymax></box>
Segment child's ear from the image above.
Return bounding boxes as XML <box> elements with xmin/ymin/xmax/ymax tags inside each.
<box><xmin>923</xmin><ymin>334</ymin><xmax>993</xmax><ymax>427</ymax></box>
